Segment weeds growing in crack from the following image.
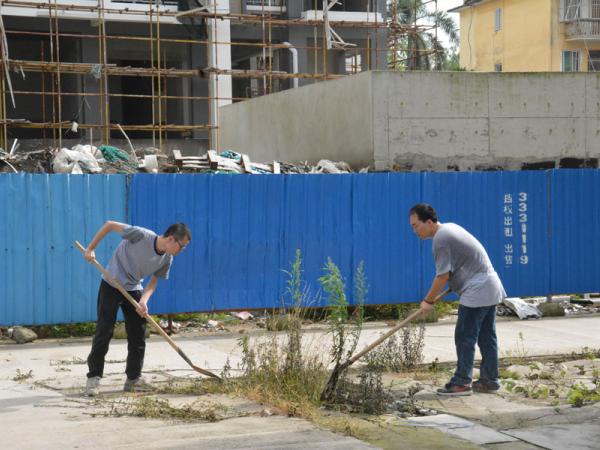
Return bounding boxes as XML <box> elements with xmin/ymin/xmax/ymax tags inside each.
<box><xmin>364</xmin><ymin>325</ymin><xmax>425</xmax><ymax>372</ymax></box>
<box><xmin>330</xmin><ymin>367</ymin><xmax>391</xmax><ymax>414</ymax></box>
<box><xmin>567</xmin><ymin>383</ymin><xmax>600</xmax><ymax>407</ymax></box>
<box><xmin>320</xmin><ymin>258</ymin><xmax>365</xmax><ymax>372</ymax></box>
<box><xmin>320</xmin><ymin>260</ymin><xmax>395</xmax><ymax>414</ymax></box>
<box><xmin>231</xmin><ymin>250</ymin><xmax>327</xmax><ymax>417</ymax></box>
<box><xmin>265</xmin><ymin>249</ymin><xmax>313</xmax><ymax>333</ymax></box>
<box><xmin>230</xmin><ymin>253</ymin><xmax>391</xmax><ymax>419</ymax></box>
<box><xmin>12</xmin><ymin>369</ymin><xmax>33</xmax><ymax>382</ymax></box>
<box><xmin>98</xmin><ymin>397</ymin><xmax>225</xmax><ymax>422</ymax></box>
<box><xmin>502</xmin><ymin>331</ymin><xmax>529</xmax><ymax>363</ymax></box>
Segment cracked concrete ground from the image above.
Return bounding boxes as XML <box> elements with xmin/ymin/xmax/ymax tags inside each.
<box><xmin>2</xmin><ymin>315</ymin><xmax>600</xmax><ymax>449</ymax></box>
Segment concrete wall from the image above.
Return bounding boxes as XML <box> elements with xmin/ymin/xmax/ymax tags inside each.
<box><xmin>219</xmin><ymin>71</ymin><xmax>600</xmax><ymax>171</ymax></box>
<box><xmin>218</xmin><ymin>73</ymin><xmax>373</xmax><ymax>166</ymax></box>
<box><xmin>374</xmin><ymin>71</ymin><xmax>600</xmax><ymax>171</ymax></box>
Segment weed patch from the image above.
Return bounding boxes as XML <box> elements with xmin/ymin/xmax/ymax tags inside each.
<box><xmin>567</xmin><ymin>383</ymin><xmax>600</xmax><ymax>407</ymax></box>
<box><xmin>13</xmin><ymin>369</ymin><xmax>33</xmax><ymax>382</ymax></box>
<box><xmin>364</xmin><ymin>325</ymin><xmax>425</xmax><ymax>372</ymax></box>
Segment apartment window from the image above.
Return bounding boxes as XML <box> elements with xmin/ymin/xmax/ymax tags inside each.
<box><xmin>562</xmin><ymin>50</ymin><xmax>580</xmax><ymax>71</ymax></box>
<box><xmin>494</xmin><ymin>63</ymin><xmax>503</xmax><ymax>72</ymax></box>
<box><xmin>589</xmin><ymin>51</ymin><xmax>600</xmax><ymax>71</ymax></box>
<box><xmin>563</xmin><ymin>0</ymin><xmax>581</xmax><ymax>20</ymax></box>
<box><xmin>593</xmin><ymin>0</ymin><xmax>600</xmax><ymax>18</ymax></box>
<box><xmin>494</xmin><ymin>8</ymin><xmax>502</xmax><ymax>31</ymax></box>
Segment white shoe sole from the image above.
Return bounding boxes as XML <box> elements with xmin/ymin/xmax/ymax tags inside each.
<box><xmin>436</xmin><ymin>390</ymin><xmax>472</xmax><ymax>396</ymax></box>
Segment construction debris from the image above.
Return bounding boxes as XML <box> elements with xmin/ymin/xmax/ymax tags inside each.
<box><xmin>502</xmin><ymin>297</ymin><xmax>543</xmax><ymax>320</ymax></box>
<box><xmin>230</xmin><ymin>311</ymin><xmax>253</xmax><ymax>321</ymax></box>
<box><xmin>173</xmin><ymin>150</ymin><xmax>358</xmax><ymax>175</ymax></box>
<box><xmin>52</xmin><ymin>145</ymin><xmax>103</xmax><ymax>174</ymax></box>
<box><xmin>175</xmin><ymin>149</ymin><xmax>282</xmax><ymax>174</ymax></box>
<box><xmin>1</xmin><ymin>144</ymin><xmax>359</xmax><ymax>175</ymax></box>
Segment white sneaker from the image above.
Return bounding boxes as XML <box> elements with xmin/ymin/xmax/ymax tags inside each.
<box><xmin>123</xmin><ymin>377</ymin><xmax>154</xmax><ymax>393</ymax></box>
<box><xmin>84</xmin><ymin>376</ymin><xmax>101</xmax><ymax>396</ymax></box>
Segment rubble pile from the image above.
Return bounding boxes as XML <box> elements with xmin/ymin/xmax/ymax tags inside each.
<box><xmin>497</xmin><ymin>295</ymin><xmax>600</xmax><ymax>319</ymax></box>
<box><xmin>0</xmin><ymin>143</ymin><xmax>360</xmax><ymax>175</ymax></box>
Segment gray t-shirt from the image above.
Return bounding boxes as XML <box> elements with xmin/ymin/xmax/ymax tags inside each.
<box><xmin>104</xmin><ymin>226</ymin><xmax>172</xmax><ymax>291</ymax></box>
<box><xmin>432</xmin><ymin>223</ymin><xmax>506</xmax><ymax>308</ymax></box>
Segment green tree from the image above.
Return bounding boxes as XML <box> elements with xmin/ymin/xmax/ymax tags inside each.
<box><xmin>388</xmin><ymin>0</ymin><xmax>459</xmax><ymax>70</ymax></box>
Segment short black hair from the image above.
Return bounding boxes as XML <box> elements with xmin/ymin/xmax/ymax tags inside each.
<box><xmin>409</xmin><ymin>203</ymin><xmax>438</xmax><ymax>223</ymax></box>
<box><xmin>163</xmin><ymin>223</ymin><xmax>192</xmax><ymax>241</ymax></box>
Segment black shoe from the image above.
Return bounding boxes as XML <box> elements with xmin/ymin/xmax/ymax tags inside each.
<box><xmin>472</xmin><ymin>379</ymin><xmax>500</xmax><ymax>393</ymax></box>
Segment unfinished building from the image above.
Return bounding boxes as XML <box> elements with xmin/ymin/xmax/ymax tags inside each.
<box><xmin>0</xmin><ymin>0</ymin><xmax>399</xmax><ymax>154</ymax></box>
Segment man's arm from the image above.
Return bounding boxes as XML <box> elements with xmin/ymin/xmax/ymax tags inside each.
<box><xmin>137</xmin><ymin>275</ymin><xmax>158</xmax><ymax>317</ymax></box>
<box><xmin>84</xmin><ymin>220</ymin><xmax>128</xmax><ymax>262</ymax></box>
<box><xmin>420</xmin><ymin>272</ymin><xmax>450</xmax><ymax>313</ymax></box>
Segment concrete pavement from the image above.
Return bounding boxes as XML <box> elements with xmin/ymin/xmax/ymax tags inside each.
<box><xmin>2</xmin><ymin>314</ymin><xmax>600</xmax><ymax>449</ymax></box>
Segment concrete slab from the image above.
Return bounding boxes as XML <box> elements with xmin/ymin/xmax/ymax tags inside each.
<box><xmin>3</xmin><ymin>315</ymin><xmax>600</xmax><ymax>449</ymax></box>
<box><xmin>406</xmin><ymin>414</ymin><xmax>517</xmax><ymax>445</ymax></box>
<box><xmin>504</xmin><ymin>422</ymin><xmax>600</xmax><ymax>450</ymax></box>
<box><xmin>0</xmin><ymin>381</ymin><xmax>377</xmax><ymax>450</ymax></box>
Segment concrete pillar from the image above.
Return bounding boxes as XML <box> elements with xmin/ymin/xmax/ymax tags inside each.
<box><xmin>208</xmin><ymin>0</ymin><xmax>232</xmax><ymax>150</ymax></box>
<box><xmin>191</xmin><ymin>42</ymin><xmax>208</xmax><ymax>146</ymax></box>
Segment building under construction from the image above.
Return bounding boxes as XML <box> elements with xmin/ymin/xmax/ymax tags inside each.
<box><xmin>0</xmin><ymin>0</ymin><xmax>443</xmax><ymax>154</ymax></box>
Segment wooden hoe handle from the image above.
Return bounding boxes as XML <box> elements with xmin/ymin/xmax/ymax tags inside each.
<box><xmin>74</xmin><ymin>240</ymin><xmax>220</xmax><ymax>380</ymax></box>
<box><xmin>346</xmin><ymin>288</ymin><xmax>451</xmax><ymax>366</ymax></box>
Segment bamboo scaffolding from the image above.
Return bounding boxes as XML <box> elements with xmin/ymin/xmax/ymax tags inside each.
<box><xmin>0</xmin><ymin>0</ymin><xmax>441</xmax><ymax>150</ymax></box>
<box><xmin>4</xmin><ymin>28</ymin><xmax>432</xmax><ymax>55</ymax></box>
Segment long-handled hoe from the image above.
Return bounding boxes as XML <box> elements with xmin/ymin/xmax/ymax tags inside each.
<box><xmin>75</xmin><ymin>240</ymin><xmax>221</xmax><ymax>381</ymax></box>
<box><xmin>320</xmin><ymin>288</ymin><xmax>450</xmax><ymax>401</ymax></box>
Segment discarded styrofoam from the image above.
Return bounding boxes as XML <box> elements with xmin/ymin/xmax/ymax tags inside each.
<box><xmin>231</xmin><ymin>311</ymin><xmax>254</xmax><ymax>321</ymax></box>
<box><xmin>502</xmin><ymin>297</ymin><xmax>542</xmax><ymax>320</ymax></box>
<box><xmin>52</xmin><ymin>145</ymin><xmax>103</xmax><ymax>174</ymax></box>
<box><xmin>312</xmin><ymin>159</ymin><xmax>351</xmax><ymax>174</ymax></box>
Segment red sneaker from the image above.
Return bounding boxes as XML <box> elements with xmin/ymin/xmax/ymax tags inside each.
<box><xmin>436</xmin><ymin>383</ymin><xmax>472</xmax><ymax>396</ymax></box>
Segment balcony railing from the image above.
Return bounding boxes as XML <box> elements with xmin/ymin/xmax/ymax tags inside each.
<box><xmin>244</xmin><ymin>0</ymin><xmax>286</xmax><ymax>14</ymax></box>
<box><xmin>246</xmin><ymin>0</ymin><xmax>284</xmax><ymax>5</ymax></box>
<box><xmin>565</xmin><ymin>18</ymin><xmax>600</xmax><ymax>40</ymax></box>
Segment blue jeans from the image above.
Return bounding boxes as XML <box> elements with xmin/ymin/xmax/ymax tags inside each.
<box><xmin>449</xmin><ymin>304</ymin><xmax>499</xmax><ymax>388</ymax></box>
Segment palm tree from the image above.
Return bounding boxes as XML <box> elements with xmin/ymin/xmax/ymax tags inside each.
<box><xmin>388</xmin><ymin>0</ymin><xmax>459</xmax><ymax>70</ymax></box>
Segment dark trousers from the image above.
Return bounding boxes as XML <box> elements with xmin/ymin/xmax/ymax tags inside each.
<box><xmin>449</xmin><ymin>304</ymin><xmax>500</xmax><ymax>388</ymax></box>
<box><xmin>87</xmin><ymin>280</ymin><xmax>147</xmax><ymax>380</ymax></box>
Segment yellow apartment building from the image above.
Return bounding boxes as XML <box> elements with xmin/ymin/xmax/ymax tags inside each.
<box><xmin>450</xmin><ymin>0</ymin><xmax>600</xmax><ymax>71</ymax></box>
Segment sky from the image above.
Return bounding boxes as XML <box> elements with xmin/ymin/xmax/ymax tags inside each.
<box><xmin>430</xmin><ymin>0</ymin><xmax>463</xmax><ymax>47</ymax></box>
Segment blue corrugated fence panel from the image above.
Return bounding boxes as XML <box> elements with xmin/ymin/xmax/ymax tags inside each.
<box><xmin>281</xmin><ymin>175</ymin><xmax>355</xmax><ymax>307</ymax></box>
<box><xmin>351</xmin><ymin>173</ymin><xmax>422</xmax><ymax>304</ymax></box>
<box><xmin>7</xmin><ymin>169</ymin><xmax>600</xmax><ymax>324</ymax></box>
<box><xmin>550</xmin><ymin>170</ymin><xmax>600</xmax><ymax>294</ymax></box>
<box><xmin>130</xmin><ymin>173</ymin><xmax>423</xmax><ymax>313</ymax></box>
<box><xmin>421</xmin><ymin>171</ymin><xmax>550</xmax><ymax>298</ymax></box>
<box><xmin>0</xmin><ymin>174</ymin><xmax>127</xmax><ymax>326</ymax></box>
<box><xmin>131</xmin><ymin>174</ymin><xmax>288</xmax><ymax>313</ymax></box>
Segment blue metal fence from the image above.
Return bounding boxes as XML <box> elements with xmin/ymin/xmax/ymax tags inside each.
<box><xmin>131</xmin><ymin>173</ymin><xmax>422</xmax><ymax>315</ymax></box>
<box><xmin>0</xmin><ymin>174</ymin><xmax>127</xmax><ymax>325</ymax></box>
<box><xmin>421</xmin><ymin>171</ymin><xmax>551</xmax><ymax>298</ymax></box>
<box><xmin>550</xmin><ymin>170</ymin><xmax>600</xmax><ymax>294</ymax></box>
<box><xmin>1</xmin><ymin>170</ymin><xmax>599</xmax><ymax>325</ymax></box>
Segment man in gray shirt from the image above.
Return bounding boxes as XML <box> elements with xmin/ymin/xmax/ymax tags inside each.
<box><xmin>409</xmin><ymin>204</ymin><xmax>506</xmax><ymax>396</ymax></box>
<box><xmin>83</xmin><ymin>220</ymin><xmax>191</xmax><ymax>396</ymax></box>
